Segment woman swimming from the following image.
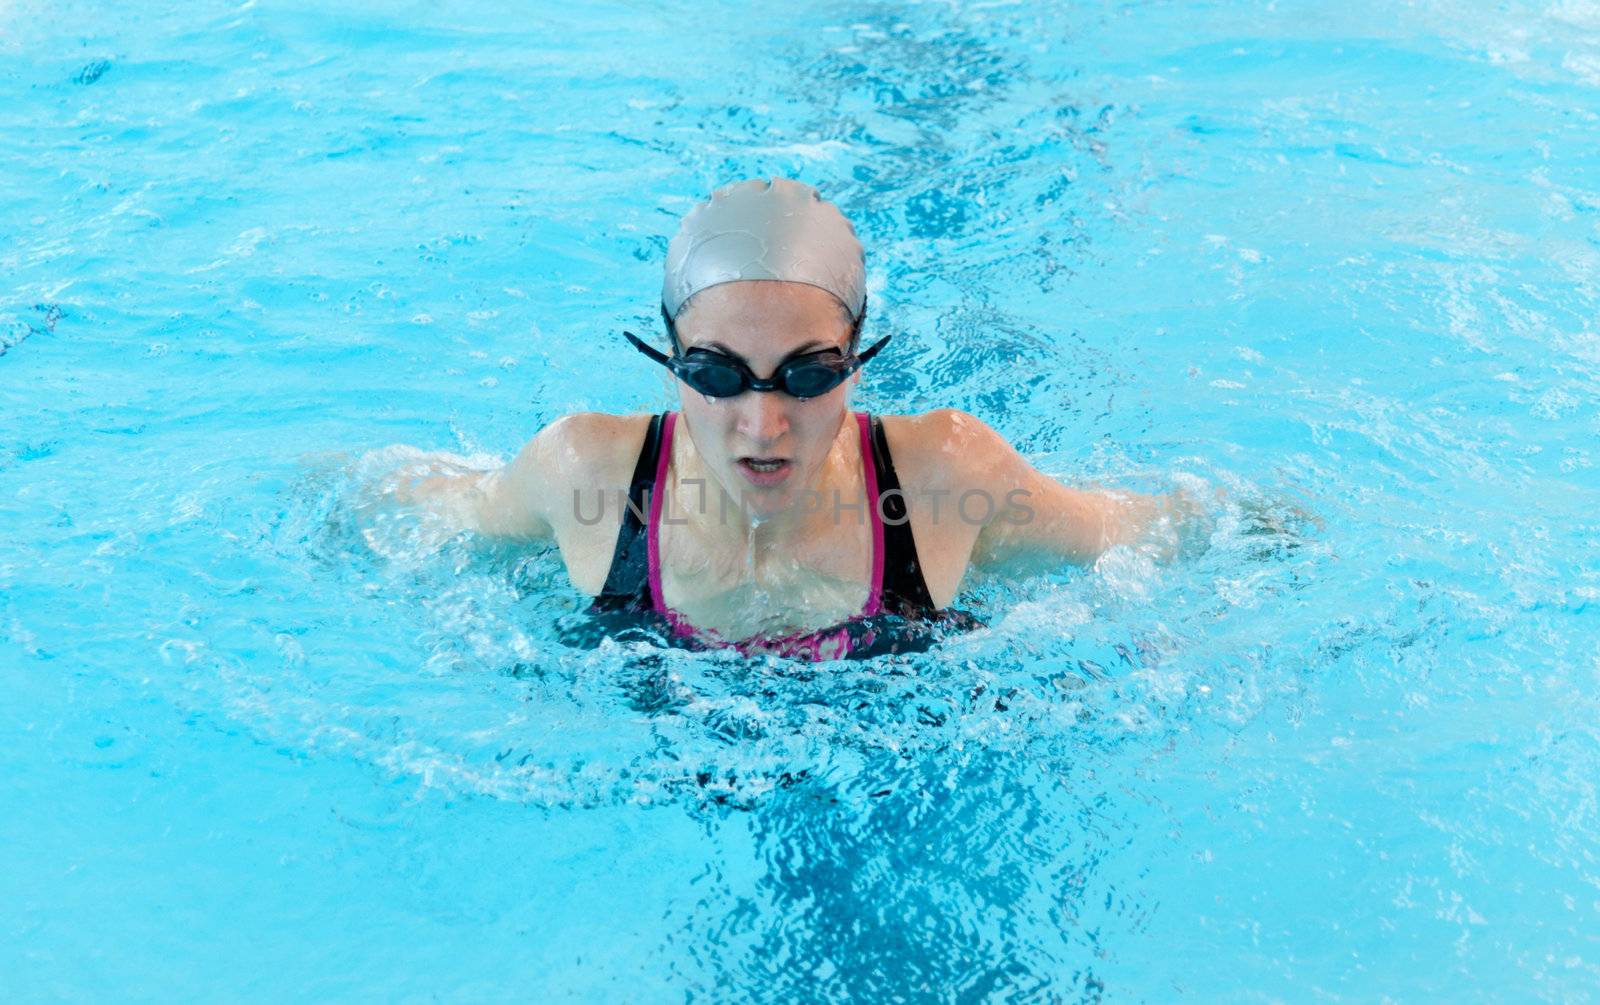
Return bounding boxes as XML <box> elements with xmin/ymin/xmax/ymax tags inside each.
<box><xmin>384</xmin><ymin>178</ymin><xmax>1196</xmax><ymax>659</ymax></box>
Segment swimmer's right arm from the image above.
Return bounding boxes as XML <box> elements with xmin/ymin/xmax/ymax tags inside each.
<box><xmin>383</xmin><ymin>412</ymin><xmax>640</xmax><ymax>541</ymax></box>
<box><xmin>387</xmin><ymin>416</ymin><xmax>588</xmax><ymax>540</ymax></box>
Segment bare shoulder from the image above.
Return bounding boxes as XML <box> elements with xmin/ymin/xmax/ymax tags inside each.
<box><xmin>532</xmin><ymin>411</ymin><xmax>654</xmax><ymax>489</ymax></box>
<box><xmin>499</xmin><ymin>411</ymin><xmax>654</xmax><ymax>532</ymax></box>
<box><xmin>876</xmin><ymin>408</ymin><xmax>1011</xmax><ymax>493</ymax></box>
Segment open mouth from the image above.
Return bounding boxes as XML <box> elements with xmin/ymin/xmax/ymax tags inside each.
<box><xmin>736</xmin><ymin>456</ymin><xmax>792</xmax><ymax>484</ymax></box>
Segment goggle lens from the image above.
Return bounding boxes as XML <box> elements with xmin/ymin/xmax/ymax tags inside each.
<box><xmin>681</xmin><ymin>361</ymin><xmax>748</xmax><ymax>398</ymax></box>
<box><xmin>782</xmin><ymin>362</ymin><xmax>847</xmax><ymax>398</ymax></box>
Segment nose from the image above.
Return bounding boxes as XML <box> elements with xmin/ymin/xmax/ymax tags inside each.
<box><xmin>735</xmin><ymin>388</ymin><xmax>790</xmax><ymax>447</ymax></box>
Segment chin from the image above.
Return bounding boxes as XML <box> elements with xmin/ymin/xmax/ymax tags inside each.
<box><xmin>713</xmin><ymin>466</ymin><xmax>800</xmax><ymax>520</ymax></box>
<box><xmin>738</xmin><ymin>485</ymin><xmax>796</xmax><ymax>520</ymax></box>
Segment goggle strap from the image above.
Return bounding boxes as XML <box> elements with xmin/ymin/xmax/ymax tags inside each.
<box><xmin>854</xmin><ymin>332</ymin><xmax>893</xmax><ymax>366</ymax></box>
<box><xmin>623</xmin><ymin>330</ymin><xmax>673</xmax><ymax>367</ymax></box>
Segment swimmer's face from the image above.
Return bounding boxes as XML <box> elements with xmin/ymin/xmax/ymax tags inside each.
<box><xmin>672</xmin><ymin>280</ymin><xmax>858</xmax><ymax>520</ymax></box>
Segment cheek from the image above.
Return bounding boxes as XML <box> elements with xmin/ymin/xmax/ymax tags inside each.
<box><xmin>798</xmin><ymin>397</ymin><xmax>851</xmax><ymax>460</ymax></box>
<box><xmin>678</xmin><ymin>397</ymin><xmax>734</xmax><ymax>460</ymax></box>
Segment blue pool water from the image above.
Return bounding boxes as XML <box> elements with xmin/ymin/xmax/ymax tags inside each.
<box><xmin>5</xmin><ymin>0</ymin><xmax>1600</xmax><ymax>999</ymax></box>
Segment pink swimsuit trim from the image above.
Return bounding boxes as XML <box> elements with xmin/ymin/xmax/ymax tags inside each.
<box><xmin>646</xmin><ymin>411</ymin><xmax>885</xmax><ymax>660</ymax></box>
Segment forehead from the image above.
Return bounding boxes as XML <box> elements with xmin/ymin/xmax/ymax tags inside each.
<box><xmin>675</xmin><ymin>280</ymin><xmax>852</xmax><ymax>351</ymax></box>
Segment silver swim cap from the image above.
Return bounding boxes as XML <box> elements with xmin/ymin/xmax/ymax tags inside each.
<box><xmin>662</xmin><ymin>178</ymin><xmax>866</xmax><ymax>321</ymax></box>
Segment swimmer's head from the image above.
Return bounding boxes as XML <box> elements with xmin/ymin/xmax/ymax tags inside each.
<box><xmin>657</xmin><ymin>179</ymin><xmax>872</xmax><ymax>521</ymax></box>
<box><xmin>662</xmin><ymin>178</ymin><xmax>866</xmax><ymax>337</ymax></box>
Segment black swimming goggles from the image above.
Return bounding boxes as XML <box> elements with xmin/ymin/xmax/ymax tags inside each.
<box><xmin>622</xmin><ymin>329</ymin><xmax>892</xmax><ymax>400</ymax></box>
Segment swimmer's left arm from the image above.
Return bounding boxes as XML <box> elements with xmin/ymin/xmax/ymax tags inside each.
<box><xmin>927</xmin><ymin>410</ymin><xmax>1195</xmax><ymax>568</ymax></box>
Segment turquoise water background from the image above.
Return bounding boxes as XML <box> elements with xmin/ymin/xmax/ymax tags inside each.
<box><xmin>5</xmin><ymin>0</ymin><xmax>1599</xmax><ymax>999</ymax></box>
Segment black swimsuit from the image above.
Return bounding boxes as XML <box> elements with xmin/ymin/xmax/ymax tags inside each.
<box><xmin>583</xmin><ymin>411</ymin><xmax>983</xmax><ymax>659</ymax></box>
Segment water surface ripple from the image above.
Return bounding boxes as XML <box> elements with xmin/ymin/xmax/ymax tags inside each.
<box><xmin>4</xmin><ymin>0</ymin><xmax>1599</xmax><ymax>999</ymax></box>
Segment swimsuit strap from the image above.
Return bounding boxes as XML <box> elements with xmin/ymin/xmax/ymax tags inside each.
<box><xmin>869</xmin><ymin>414</ymin><xmax>940</xmax><ymax>618</ymax></box>
<box><xmin>593</xmin><ymin>412</ymin><xmax>665</xmax><ymax>609</ymax></box>
<box><xmin>645</xmin><ymin>411</ymin><xmax>678</xmax><ymax>618</ymax></box>
<box><xmin>856</xmin><ymin>410</ymin><xmax>886</xmax><ymax>617</ymax></box>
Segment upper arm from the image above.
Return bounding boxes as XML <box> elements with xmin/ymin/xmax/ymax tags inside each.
<box><xmin>492</xmin><ymin>412</ymin><xmax>647</xmax><ymax>538</ymax></box>
<box><xmin>923</xmin><ymin>409</ymin><xmax>1167</xmax><ymax>568</ymax></box>
<box><xmin>393</xmin><ymin>412</ymin><xmax>643</xmax><ymax>542</ymax></box>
